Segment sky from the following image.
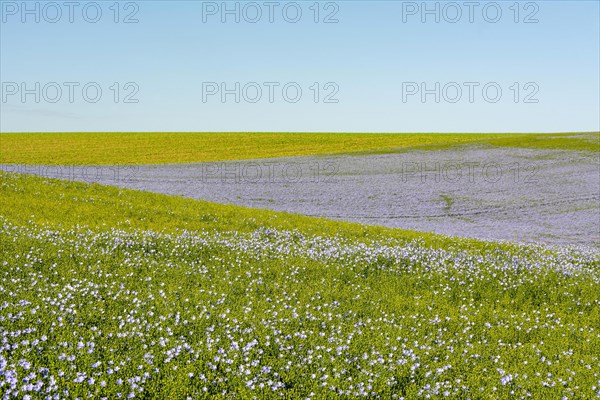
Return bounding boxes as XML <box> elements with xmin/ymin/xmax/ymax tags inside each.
<box><xmin>1</xmin><ymin>0</ymin><xmax>599</xmax><ymax>133</ymax></box>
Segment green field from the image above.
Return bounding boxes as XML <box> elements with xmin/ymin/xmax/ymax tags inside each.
<box><xmin>1</xmin><ymin>132</ymin><xmax>599</xmax><ymax>398</ymax></box>
<box><xmin>1</xmin><ymin>132</ymin><xmax>598</xmax><ymax>165</ymax></box>
<box><xmin>1</xmin><ymin>171</ymin><xmax>599</xmax><ymax>399</ymax></box>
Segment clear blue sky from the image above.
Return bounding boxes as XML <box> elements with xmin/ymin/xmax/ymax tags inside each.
<box><xmin>1</xmin><ymin>1</ymin><xmax>599</xmax><ymax>132</ymax></box>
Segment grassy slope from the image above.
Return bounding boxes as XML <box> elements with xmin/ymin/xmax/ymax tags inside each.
<box><xmin>1</xmin><ymin>172</ymin><xmax>599</xmax><ymax>398</ymax></box>
<box><xmin>0</xmin><ymin>171</ymin><xmax>500</xmax><ymax>253</ymax></box>
<box><xmin>1</xmin><ymin>133</ymin><xmax>599</xmax><ymax>397</ymax></box>
<box><xmin>1</xmin><ymin>132</ymin><xmax>598</xmax><ymax>165</ymax></box>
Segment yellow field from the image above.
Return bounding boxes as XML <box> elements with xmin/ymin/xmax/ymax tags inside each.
<box><xmin>1</xmin><ymin>132</ymin><xmax>597</xmax><ymax>165</ymax></box>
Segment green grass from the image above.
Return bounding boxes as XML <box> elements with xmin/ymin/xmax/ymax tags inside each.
<box><xmin>1</xmin><ymin>132</ymin><xmax>598</xmax><ymax>165</ymax></box>
<box><xmin>0</xmin><ymin>171</ymin><xmax>599</xmax><ymax>398</ymax></box>
<box><xmin>439</xmin><ymin>194</ymin><xmax>455</xmax><ymax>212</ymax></box>
<box><xmin>1</xmin><ymin>131</ymin><xmax>598</xmax><ymax>397</ymax></box>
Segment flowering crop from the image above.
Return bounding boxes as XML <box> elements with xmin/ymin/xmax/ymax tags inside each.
<box><xmin>1</xmin><ymin>218</ymin><xmax>599</xmax><ymax>399</ymax></box>
<box><xmin>0</xmin><ymin>172</ymin><xmax>599</xmax><ymax>398</ymax></box>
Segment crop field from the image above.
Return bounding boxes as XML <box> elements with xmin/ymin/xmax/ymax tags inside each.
<box><xmin>5</xmin><ymin>139</ymin><xmax>598</xmax><ymax>247</ymax></box>
<box><xmin>1</xmin><ymin>132</ymin><xmax>598</xmax><ymax>165</ymax></box>
<box><xmin>1</xmin><ymin>133</ymin><xmax>599</xmax><ymax>399</ymax></box>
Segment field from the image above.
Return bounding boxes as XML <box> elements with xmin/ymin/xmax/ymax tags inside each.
<box><xmin>7</xmin><ymin>143</ymin><xmax>597</xmax><ymax>247</ymax></box>
<box><xmin>1</xmin><ymin>132</ymin><xmax>598</xmax><ymax>165</ymax></box>
<box><xmin>1</xmin><ymin>132</ymin><xmax>599</xmax><ymax>399</ymax></box>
